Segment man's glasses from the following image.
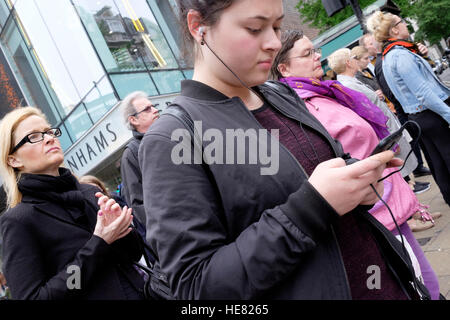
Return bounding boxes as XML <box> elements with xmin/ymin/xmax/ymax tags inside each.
<box><xmin>10</xmin><ymin>128</ymin><xmax>62</xmax><ymax>154</ymax></box>
<box><xmin>132</xmin><ymin>104</ymin><xmax>159</xmax><ymax>117</ymax></box>
<box><xmin>288</xmin><ymin>48</ymin><xmax>322</xmax><ymax>60</ymax></box>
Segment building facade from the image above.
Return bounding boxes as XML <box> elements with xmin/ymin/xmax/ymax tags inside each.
<box><xmin>282</xmin><ymin>0</ymin><xmax>320</xmax><ymax>40</ymax></box>
<box><xmin>0</xmin><ymin>0</ymin><xmax>190</xmax><ymax>189</ymax></box>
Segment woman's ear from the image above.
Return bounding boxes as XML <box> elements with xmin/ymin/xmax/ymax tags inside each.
<box><xmin>345</xmin><ymin>58</ymin><xmax>352</xmax><ymax>70</ymax></box>
<box><xmin>7</xmin><ymin>154</ymin><xmax>22</xmax><ymax>170</ymax></box>
<box><xmin>277</xmin><ymin>63</ymin><xmax>291</xmax><ymax>78</ymax></box>
<box><xmin>187</xmin><ymin>9</ymin><xmax>204</xmax><ymax>45</ymax></box>
<box><xmin>389</xmin><ymin>25</ymin><xmax>399</xmax><ymax>38</ymax></box>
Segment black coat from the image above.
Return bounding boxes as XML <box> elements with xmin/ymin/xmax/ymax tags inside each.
<box><xmin>0</xmin><ymin>169</ymin><xmax>145</xmax><ymax>300</ymax></box>
<box><xmin>139</xmin><ymin>80</ymin><xmax>428</xmax><ymax>299</ymax></box>
<box><xmin>120</xmin><ymin>130</ymin><xmax>146</xmax><ymax>226</ymax></box>
<box><xmin>374</xmin><ymin>53</ymin><xmax>407</xmax><ymax>119</ymax></box>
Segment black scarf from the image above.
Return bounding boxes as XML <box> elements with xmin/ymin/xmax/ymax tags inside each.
<box><xmin>18</xmin><ymin>168</ymin><xmax>96</xmax><ymax>226</ymax></box>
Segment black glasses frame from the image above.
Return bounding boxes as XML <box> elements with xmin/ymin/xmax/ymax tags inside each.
<box><xmin>393</xmin><ymin>18</ymin><xmax>406</xmax><ymax>28</ymax></box>
<box><xmin>10</xmin><ymin>128</ymin><xmax>62</xmax><ymax>154</ymax></box>
<box><xmin>132</xmin><ymin>104</ymin><xmax>159</xmax><ymax>117</ymax></box>
<box><xmin>288</xmin><ymin>48</ymin><xmax>322</xmax><ymax>60</ymax></box>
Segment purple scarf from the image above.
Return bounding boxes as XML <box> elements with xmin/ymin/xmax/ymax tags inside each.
<box><xmin>280</xmin><ymin>77</ymin><xmax>390</xmax><ymax>140</ymax></box>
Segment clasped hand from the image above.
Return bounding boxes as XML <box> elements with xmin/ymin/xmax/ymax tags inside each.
<box><xmin>93</xmin><ymin>193</ymin><xmax>134</xmax><ymax>244</ymax></box>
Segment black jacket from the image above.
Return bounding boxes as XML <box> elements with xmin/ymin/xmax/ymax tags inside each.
<box><xmin>121</xmin><ymin>130</ymin><xmax>146</xmax><ymax>225</ymax></box>
<box><xmin>374</xmin><ymin>53</ymin><xmax>407</xmax><ymax>119</ymax></box>
<box><xmin>139</xmin><ymin>80</ymin><xmax>427</xmax><ymax>300</ymax></box>
<box><xmin>0</xmin><ymin>169</ymin><xmax>145</xmax><ymax>300</ymax></box>
<box><xmin>355</xmin><ymin>70</ymin><xmax>380</xmax><ymax>91</ymax></box>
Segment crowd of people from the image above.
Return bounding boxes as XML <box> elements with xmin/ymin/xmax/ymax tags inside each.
<box><xmin>0</xmin><ymin>0</ymin><xmax>448</xmax><ymax>300</ymax></box>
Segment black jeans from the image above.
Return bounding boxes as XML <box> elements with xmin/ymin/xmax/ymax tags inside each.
<box><xmin>409</xmin><ymin>108</ymin><xmax>450</xmax><ymax>206</ymax></box>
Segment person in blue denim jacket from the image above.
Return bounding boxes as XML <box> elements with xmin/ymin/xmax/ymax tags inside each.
<box><xmin>367</xmin><ymin>11</ymin><xmax>450</xmax><ymax>206</ymax></box>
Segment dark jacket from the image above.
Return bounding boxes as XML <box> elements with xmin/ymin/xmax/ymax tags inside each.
<box><xmin>121</xmin><ymin>130</ymin><xmax>146</xmax><ymax>225</ymax></box>
<box><xmin>0</xmin><ymin>169</ymin><xmax>145</xmax><ymax>300</ymax></box>
<box><xmin>139</xmin><ymin>80</ymin><xmax>426</xmax><ymax>300</ymax></box>
<box><xmin>375</xmin><ymin>53</ymin><xmax>407</xmax><ymax>120</ymax></box>
<box><xmin>355</xmin><ymin>70</ymin><xmax>380</xmax><ymax>91</ymax></box>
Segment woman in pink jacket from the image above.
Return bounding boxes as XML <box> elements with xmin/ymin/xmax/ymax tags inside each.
<box><xmin>271</xmin><ymin>30</ymin><xmax>440</xmax><ymax>300</ymax></box>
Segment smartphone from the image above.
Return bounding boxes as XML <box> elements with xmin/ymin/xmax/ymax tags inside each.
<box><xmin>369</xmin><ymin>126</ymin><xmax>405</xmax><ymax>156</ymax></box>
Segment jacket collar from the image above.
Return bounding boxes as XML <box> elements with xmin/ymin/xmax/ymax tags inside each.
<box><xmin>20</xmin><ymin>184</ymin><xmax>98</xmax><ymax>233</ymax></box>
<box><xmin>31</xmin><ymin>200</ymin><xmax>93</xmax><ymax>233</ymax></box>
<box><xmin>132</xmin><ymin>130</ymin><xmax>144</xmax><ymax>140</ymax></box>
<box><xmin>180</xmin><ymin>80</ymin><xmax>230</xmax><ymax>101</ymax></box>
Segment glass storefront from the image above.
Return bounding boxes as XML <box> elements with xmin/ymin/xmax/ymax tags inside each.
<box><xmin>73</xmin><ymin>0</ymin><xmax>186</xmax><ymax>98</ymax></box>
<box><xmin>0</xmin><ymin>0</ymin><xmax>191</xmax><ymax>149</ymax></box>
<box><xmin>0</xmin><ymin>0</ymin><xmax>191</xmax><ymax>186</ymax></box>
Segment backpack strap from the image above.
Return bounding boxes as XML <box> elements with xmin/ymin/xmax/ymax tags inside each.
<box><xmin>162</xmin><ymin>104</ymin><xmax>195</xmax><ymax>138</ymax></box>
<box><xmin>162</xmin><ymin>104</ymin><xmax>205</xmax><ymax>160</ymax></box>
<box><xmin>134</xmin><ymin>104</ymin><xmax>198</xmax><ymax>300</ymax></box>
<box><xmin>125</xmin><ymin>137</ymin><xmax>140</xmax><ymax>161</ymax></box>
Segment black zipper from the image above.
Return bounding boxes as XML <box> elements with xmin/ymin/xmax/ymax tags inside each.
<box><xmin>330</xmin><ymin>225</ymin><xmax>352</xmax><ymax>299</ymax></box>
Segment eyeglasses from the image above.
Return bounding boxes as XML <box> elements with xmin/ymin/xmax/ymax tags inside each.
<box><xmin>288</xmin><ymin>48</ymin><xmax>322</xmax><ymax>60</ymax></box>
<box><xmin>10</xmin><ymin>128</ymin><xmax>62</xmax><ymax>154</ymax></box>
<box><xmin>392</xmin><ymin>18</ymin><xmax>406</xmax><ymax>28</ymax></box>
<box><xmin>132</xmin><ymin>104</ymin><xmax>159</xmax><ymax>117</ymax></box>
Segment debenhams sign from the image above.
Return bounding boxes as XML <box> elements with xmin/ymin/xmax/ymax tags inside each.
<box><xmin>64</xmin><ymin>93</ymin><xmax>179</xmax><ymax>177</ymax></box>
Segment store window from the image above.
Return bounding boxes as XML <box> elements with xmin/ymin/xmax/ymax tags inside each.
<box><xmin>58</xmin><ymin>124</ymin><xmax>73</xmax><ymax>152</ymax></box>
<box><xmin>151</xmin><ymin>70</ymin><xmax>183</xmax><ymax>95</ymax></box>
<box><xmin>0</xmin><ymin>0</ymin><xmax>9</xmax><ymax>27</ymax></box>
<box><xmin>14</xmin><ymin>0</ymin><xmax>109</xmax><ymax>118</ymax></box>
<box><xmin>83</xmin><ymin>76</ymin><xmax>118</xmax><ymax>123</ymax></box>
<box><xmin>110</xmin><ymin>72</ymin><xmax>157</xmax><ymax>99</ymax></box>
<box><xmin>0</xmin><ymin>45</ymin><xmax>25</xmax><ymax>117</ymax></box>
<box><xmin>65</xmin><ymin>103</ymin><xmax>93</xmax><ymax>142</ymax></box>
<box><xmin>74</xmin><ymin>0</ymin><xmax>179</xmax><ymax>74</ymax></box>
<box><xmin>0</xmin><ymin>15</ymin><xmax>61</xmax><ymax>126</ymax></box>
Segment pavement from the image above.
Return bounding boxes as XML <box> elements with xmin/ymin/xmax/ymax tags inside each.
<box><xmin>409</xmin><ymin>67</ymin><xmax>450</xmax><ymax>299</ymax></box>
<box><xmin>413</xmin><ymin>172</ymin><xmax>450</xmax><ymax>299</ymax></box>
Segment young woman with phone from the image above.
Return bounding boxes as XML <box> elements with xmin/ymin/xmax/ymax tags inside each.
<box><xmin>139</xmin><ymin>0</ymin><xmax>429</xmax><ymax>300</ymax></box>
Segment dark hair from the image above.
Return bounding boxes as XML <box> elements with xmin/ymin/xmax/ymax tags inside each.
<box><xmin>177</xmin><ymin>0</ymin><xmax>235</xmax><ymax>63</ymax></box>
<box><xmin>270</xmin><ymin>30</ymin><xmax>304</xmax><ymax>80</ymax></box>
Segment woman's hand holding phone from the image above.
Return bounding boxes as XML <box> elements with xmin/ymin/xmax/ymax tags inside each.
<box><xmin>308</xmin><ymin>151</ymin><xmax>402</xmax><ymax>216</ymax></box>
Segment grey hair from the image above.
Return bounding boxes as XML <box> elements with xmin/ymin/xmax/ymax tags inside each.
<box><xmin>121</xmin><ymin>91</ymin><xmax>149</xmax><ymax>130</ymax></box>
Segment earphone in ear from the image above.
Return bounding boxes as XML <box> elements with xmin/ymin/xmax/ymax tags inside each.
<box><xmin>199</xmin><ymin>27</ymin><xmax>205</xmax><ymax>45</ymax></box>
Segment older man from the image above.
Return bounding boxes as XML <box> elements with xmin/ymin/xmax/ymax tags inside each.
<box><xmin>120</xmin><ymin>91</ymin><xmax>159</xmax><ymax>225</ymax></box>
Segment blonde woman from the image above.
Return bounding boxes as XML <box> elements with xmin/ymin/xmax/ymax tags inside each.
<box><xmin>351</xmin><ymin>46</ymin><xmax>385</xmax><ymax>100</ymax></box>
<box><xmin>0</xmin><ymin>107</ymin><xmax>145</xmax><ymax>299</ymax></box>
<box><xmin>367</xmin><ymin>11</ymin><xmax>450</xmax><ymax>208</ymax></box>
